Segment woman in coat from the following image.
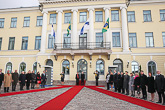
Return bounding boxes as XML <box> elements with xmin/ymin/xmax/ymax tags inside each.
<box><xmin>4</xmin><ymin>70</ymin><xmax>12</xmax><ymax>92</ymax></box>
<box><xmin>134</xmin><ymin>73</ymin><xmax>140</xmax><ymax>98</ymax></box>
<box><xmin>129</xmin><ymin>73</ymin><xmax>135</xmax><ymax>97</ymax></box>
<box><xmin>109</xmin><ymin>72</ymin><xmax>114</xmax><ymax>91</ymax></box>
<box><xmin>147</xmin><ymin>72</ymin><xmax>155</xmax><ymax>102</ymax></box>
<box><xmin>36</xmin><ymin>72</ymin><xmax>41</xmax><ymax>89</ymax></box>
<box><xmin>60</xmin><ymin>72</ymin><xmax>65</xmax><ymax>85</ymax></box>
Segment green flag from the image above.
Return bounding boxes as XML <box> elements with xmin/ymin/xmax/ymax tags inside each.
<box><xmin>102</xmin><ymin>18</ymin><xmax>109</xmax><ymax>33</ymax></box>
<box><xmin>67</xmin><ymin>21</ymin><xmax>71</xmax><ymax>36</ymax></box>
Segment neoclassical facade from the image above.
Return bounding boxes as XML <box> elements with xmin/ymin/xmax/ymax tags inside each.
<box><xmin>0</xmin><ymin>0</ymin><xmax>165</xmax><ymax>85</ymax></box>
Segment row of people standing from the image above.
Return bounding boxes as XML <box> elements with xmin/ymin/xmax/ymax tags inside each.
<box><xmin>0</xmin><ymin>69</ymin><xmax>47</xmax><ymax>93</ymax></box>
<box><xmin>106</xmin><ymin>70</ymin><xmax>165</xmax><ymax>105</ymax></box>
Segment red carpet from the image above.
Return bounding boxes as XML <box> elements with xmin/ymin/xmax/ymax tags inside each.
<box><xmin>36</xmin><ymin>86</ymin><xmax>84</xmax><ymax>110</ymax></box>
<box><xmin>0</xmin><ymin>86</ymin><xmax>72</xmax><ymax>97</ymax></box>
<box><xmin>86</xmin><ymin>86</ymin><xmax>165</xmax><ymax>110</ymax></box>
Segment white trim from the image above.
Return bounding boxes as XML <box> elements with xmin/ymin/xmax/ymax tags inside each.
<box><xmin>131</xmin><ymin>53</ymin><xmax>165</xmax><ymax>56</ymax></box>
<box><xmin>0</xmin><ymin>7</ymin><xmax>39</xmax><ymax>13</ymax></box>
<box><xmin>130</xmin><ymin>0</ymin><xmax>165</xmax><ymax>6</ymax></box>
<box><xmin>108</xmin><ymin>65</ymin><xmax>118</xmax><ymax>68</ymax></box>
<box><xmin>4</xmin><ymin>62</ymin><xmax>13</xmax><ymax>74</ymax></box>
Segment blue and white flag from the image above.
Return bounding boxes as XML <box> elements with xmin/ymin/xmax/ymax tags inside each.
<box><xmin>51</xmin><ymin>24</ymin><xmax>55</xmax><ymax>43</ymax></box>
<box><xmin>80</xmin><ymin>19</ymin><xmax>89</xmax><ymax>35</ymax></box>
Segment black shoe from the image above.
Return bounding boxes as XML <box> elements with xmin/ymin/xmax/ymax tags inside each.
<box><xmin>162</xmin><ymin>103</ymin><xmax>165</xmax><ymax>105</ymax></box>
<box><xmin>156</xmin><ymin>101</ymin><xmax>161</xmax><ymax>103</ymax></box>
<box><xmin>140</xmin><ymin>97</ymin><xmax>144</xmax><ymax>99</ymax></box>
<box><xmin>144</xmin><ymin>98</ymin><xmax>147</xmax><ymax>100</ymax></box>
<box><xmin>125</xmin><ymin>94</ymin><xmax>129</xmax><ymax>95</ymax></box>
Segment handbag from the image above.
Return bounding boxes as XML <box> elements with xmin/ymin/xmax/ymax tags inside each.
<box><xmin>37</xmin><ymin>80</ymin><xmax>41</xmax><ymax>84</ymax></box>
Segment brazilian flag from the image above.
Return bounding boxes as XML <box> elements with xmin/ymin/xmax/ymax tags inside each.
<box><xmin>67</xmin><ymin>21</ymin><xmax>71</xmax><ymax>36</ymax></box>
<box><xmin>102</xmin><ymin>18</ymin><xmax>109</xmax><ymax>33</ymax></box>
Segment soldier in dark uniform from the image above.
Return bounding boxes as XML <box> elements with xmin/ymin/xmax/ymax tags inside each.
<box><xmin>12</xmin><ymin>70</ymin><xmax>19</xmax><ymax>91</ymax></box>
<box><xmin>94</xmin><ymin>70</ymin><xmax>99</xmax><ymax>86</ymax></box>
<box><xmin>75</xmin><ymin>72</ymin><xmax>80</xmax><ymax>85</ymax></box>
<box><xmin>81</xmin><ymin>72</ymin><xmax>85</xmax><ymax>85</ymax></box>
<box><xmin>60</xmin><ymin>72</ymin><xmax>65</xmax><ymax>85</ymax></box>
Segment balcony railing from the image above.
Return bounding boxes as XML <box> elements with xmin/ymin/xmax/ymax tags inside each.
<box><xmin>53</xmin><ymin>42</ymin><xmax>111</xmax><ymax>50</ymax></box>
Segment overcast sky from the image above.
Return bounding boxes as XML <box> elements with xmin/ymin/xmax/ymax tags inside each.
<box><xmin>0</xmin><ymin>0</ymin><xmax>39</xmax><ymax>9</ymax></box>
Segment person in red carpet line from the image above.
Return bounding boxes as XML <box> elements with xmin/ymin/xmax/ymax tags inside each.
<box><xmin>19</xmin><ymin>71</ymin><xmax>26</xmax><ymax>91</ymax></box>
<box><xmin>26</xmin><ymin>70</ymin><xmax>32</xmax><ymax>90</ymax></box>
<box><xmin>120</xmin><ymin>72</ymin><xmax>125</xmax><ymax>94</ymax></box>
<box><xmin>106</xmin><ymin>72</ymin><xmax>110</xmax><ymax>90</ymax></box>
<box><xmin>12</xmin><ymin>70</ymin><xmax>19</xmax><ymax>91</ymax></box>
<box><xmin>117</xmin><ymin>71</ymin><xmax>121</xmax><ymax>93</ymax></box>
<box><xmin>123</xmin><ymin>71</ymin><xmax>130</xmax><ymax>95</ymax></box>
<box><xmin>0</xmin><ymin>69</ymin><xmax>4</xmax><ymax>93</ymax></box>
<box><xmin>75</xmin><ymin>72</ymin><xmax>80</xmax><ymax>85</ymax></box>
<box><xmin>4</xmin><ymin>70</ymin><xmax>12</xmax><ymax>92</ymax></box>
<box><xmin>140</xmin><ymin>70</ymin><xmax>148</xmax><ymax>100</ymax></box>
<box><xmin>60</xmin><ymin>72</ymin><xmax>65</xmax><ymax>85</ymax></box>
<box><xmin>94</xmin><ymin>70</ymin><xmax>99</xmax><ymax>86</ymax></box>
<box><xmin>31</xmin><ymin>70</ymin><xmax>36</xmax><ymax>89</ymax></box>
<box><xmin>109</xmin><ymin>71</ymin><xmax>114</xmax><ymax>91</ymax></box>
<box><xmin>81</xmin><ymin>72</ymin><xmax>85</xmax><ymax>85</ymax></box>
<box><xmin>147</xmin><ymin>72</ymin><xmax>155</xmax><ymax>102</ymax></box>
<box><xmin>133</xmin><ymin>73</ymin><xmax>141</xmax><ymax>98</ymax></box>
<box><xmin>155</xmin><ymin>70</ymin><xmax>165</xmax><ymax>105</ymax></box>
<box><xmin>129</xmin><ymin>73</ymin><xmax>135</xmax><ymax>97</ymax></box>
<box><xmin>36</xmin><ymin>72</ymin><xmax>41</xmax><ymax>89</ymax></box>
<box><xmin>41</xmin><ymin>70</ymin><xmax>47</xmax><ymax>88</ymax></box>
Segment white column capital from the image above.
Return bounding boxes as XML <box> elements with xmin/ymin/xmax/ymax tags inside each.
<box><xmin>42</xmin><ymin>10</ymin><xmax>48</xmax><ymax>14</ymax></box>
<box><xmin>56</xmin><ymin>10</ymin><xmax>63</xmax><ymax>13</ymax></box>
<box><xmin>71</xmin><ymin>9</ymin><xmax>78</xmax><ymax>12</ymax></box>
<box><xmin>120</xmin><ymin>6</ymin><xmax>127</xmax><ymax>10</ymax></box>
<box><xmin>87</xmin><ymin>8</ymin><xmax>94</xmax><ymax>11</ymax></box>
<box><xmin>103</xmin><ymin>7</ymin><xmax>111</xmax><ymax>11</ymax></box>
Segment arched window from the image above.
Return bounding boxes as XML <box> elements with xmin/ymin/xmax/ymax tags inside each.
<box><xmin>96</xmin><ymin>60</ymin><xmax>104</xmax><ymax>75</ymax></box>
<box><xmin>113</xmin><ymin>59</ymin><xmax>123</xmax><ymax>72</ymax></box>
<box><xmin>6</xmin><ymin>62</ymin><xmax>12</xmax><ymax>73</ymax></box>
<box><xmin>33</xmin><ymin>62</ymin><xmax>37</xmax><ymax>74</ymax></box>
<box><xmin>131</xmin><ymin>61</ymin><xmax>139</xmax><ymax>74</ymax></box>
<box><xmin>148</xmin><ymin>61</ymin><xmax>156</xmax><ymax>76</ymax></box>
<box><xmin>19</xmin><ymin>62</ymin><xmax>26</xmax><ymax>73</ymax></box>
<box><xmin>62</xmin><ymin>60</ymin><xmax>70</xmax><ymax>75</ymax></box>
<box><xmin>46</xmin><ymin>59</ymin><xmax>53</xmax><ymax>66</ymax></box>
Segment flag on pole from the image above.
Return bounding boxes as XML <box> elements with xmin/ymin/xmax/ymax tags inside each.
<box><xmin>102</xmin><ymin>18</ymin><xmax>109</xmax><ymax>33</ymax></box>
<box><xmin>67</xmin><ymin>21</ymin><xmax>71</xmax><ymax>36</ymax></box>
<box><xmin>51</xmin><ymin>24</ymin><xmax>55</xmax><ymax>43</ymax></box>
<box><xmin>80</xmin><ymin>19</ymin><xmax>90</xmax><ymax>35</ymax></box>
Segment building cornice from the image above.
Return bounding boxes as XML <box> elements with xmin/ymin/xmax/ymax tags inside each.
<box><xmin>0</xmin><ymin>7</ymin><xmax>39</xmax><ymax>13</ymax></box>
<box><xmin>130</xmin><ymin>0</ymin><xmax>165</xmax><ymax>6</ymax></box>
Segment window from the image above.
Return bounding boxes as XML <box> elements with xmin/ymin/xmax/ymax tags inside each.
<box><xmin>127</xmin><ymin>11</ymin><xmax>135</xmax><ymax>22</ymax></box>
<box><xmin>163</xmin><ymin>32</ymin><xmax>165</xmax><ymax>47</ymax></box>
<box><xmin>148</xmin><ymin>61</ymin><xmax>156</xmax><ymax>76</ymax></box>
<box><xmin>145</xmin><ymin>32</ymin><xmax>154</xmax><ymax>47</ymax></box>
<box><xmin>143</xmin><ymin>10</ymin><xmax>152</xmax><ymax>22</ymax></box>
<box><xmin>62</xmin><ymin>60</ymin><xmax>70</xmax><ymax>75</ymax></box>
<box><xmin>35</xmin><ymin>36</ymin><xmax>41</xmax><ymax>50</ymax></box>
<box><xmin>64</xmin><ymin>13</ymin><xmax>71</xmax><ymax>23</ymax></box>
<box><xmin>8</xmin><ymin>37</ymin><xmax>15</xmax><ymax>50</ymax></box>
<box><xmin>160</xmin><ymin>10</ymin><xmax>165</xmax><ymax>21</ymax></box>
<box><xmin>33</xmin><ymin>62</ymin><xmax>37</xmax><ymax>74</ymax></box>
<box><xmin>63</xmin><ymin>34</ymin><xmax>71</xmax><ymax>48</ymax></box>
<box><xmin>0</xmin><ymin>38</ymin><xmax>2</xmax><ymax>50</ymax></box>
<box><xmin>95</xmin><ymin>11</ymin><xmax>103</xmax><ymax>22</ymax></box>
<box><xmin>80</xmin><ymin>12</ymin><xmax>87</xmax><ymax>23</ymax></box>
<box><xmin>111</xmin><ymin>10</ymin><xmax>119</xmax><ymax>21</ymax></box>
<box><xmin>50</xmin><ymin>14</ymin><xmax>56</xmax><ymax>24</ymax></box>
<box><xmin>96</xmin><ymin>33</ymin><xmax>103</xmax><ymax>48</ymax></box>
<box><xmin>0</xmin><ymin>18</ymin><xmax>5</xmax><ymax>28</ymax></box>
<box><xmin>112</xmin><ymin>32</ymin><xmax>120</xmax><ymax>47</ymax></box>
<box><xmin>131</xmin><ymin>61</ymin><xmax>139</xmax><ymax>74</ymax></box>
<box><xmin>113</xmin><ymin>59</ymin><xmax>123</xmax><ymax>72</ymax></box>
<box><xmin>48</xmin><ymin>34</ymin><xmax>54</xmax><ymax>49</ymax></box>
<box><xmin>129</xmin><ymin>33</ymin><xmax>137</xmax><ymax>48</ymax></box>
<box><xmin>21</xmin><ymin>37</ymin><xmax>28</xmax><ymax>50</ymax></box>
<box><xmin>11</xmin><ymin>18</ymin><xmax>17</xmax><ymax>28</ymax></box>
<box><xmin>36</xmin><ymin>16</ymin><xmax>43</xmax><ymax>26</ymax></box>
<box><xmin>6</xmin><ymin>62</ymin><xmax>12</xmax><ymax>73</ymax></box>
<box><xmin>46</xmin><ymin>59</ymin><xmax>53</xmax><ymax>66</ymax></box>
<box><xmin>19</xmin><ymin>62</ymin><xmax>26</xmax><ymax>73</ymax></box>
<box><xmin>23</xmin><ymin>17</ymin><xmax>30</xmax><ymax>27</ymax></box>
<box><xmin>96</xmin><ymin>60</ymin><xmax>104</xmax><ymax>75</ymax></box>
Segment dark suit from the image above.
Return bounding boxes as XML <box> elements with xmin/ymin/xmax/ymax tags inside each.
<box><xmin>117</xmin><ymin>74</ymin><xmax>121</xmax><ymax>93</ymax></box>
<box><xmin>113</xmin><ymin>73</ymin><xmax>117</xmax><ymax>92</ymax></box>
<box><xmin>26</xmin><ymin>73</ymin><xmax>31</xmax><ymax>90</ymax></box>
<box><xmin>155</xmin><ymin>74</ymin><xmax>164</xmax><ymax>103</ymax></box>
<box><xmin>95</xmin><ymin>72</ymin><xmax>99</xmax><ymax>86</ymax></box>
<box><xmin>123</xmin><ymin>75</ymin><xmax>130</xmax><ymax>95</ymax></box>
<box><xmin>12</xmin><ymin>72</ymin><xmax>19</xmax><ymax>91</ymax></box>
<box><xmin>75</xmin><ymin>74</ymin><xmax>80</xmax><ymax>85</ymax></box>
<box><xmin>41</xmin><ymin>73</ymin><xmax>47</xmax><ymax>88</ymax></box>
<box><xmin>19</xmin><ymin>74</ymin><xmax>26</xmax><ymax>90</ymax></box>
<box><xmin>81</xmin><ymin>74</ymin><xmax>85</xmax><ymax>85</ymax></box>
<box><xmin>0</xmin><ymin>72</ymin><xmax>4</xmax><ymax>88</ymax></box>
<box><xmin>31</xmin><ymin>73</ymin><xmax>36</xmax><ymax>89</ymax></box>
<box><xmin>140</xmin><ymin>74</ymin><xmax>148</xmax><ymax>99</ymax></box>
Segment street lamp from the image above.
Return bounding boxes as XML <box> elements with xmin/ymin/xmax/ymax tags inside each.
<box><xmin>39</xmin><ymin>4</ymin><xmax>43</xmax><ymax>12</ymax></box>
<box><xmin>126</xmin><ymin>0</ymin><xmax>131</xmax><ymax>7</ymax></box>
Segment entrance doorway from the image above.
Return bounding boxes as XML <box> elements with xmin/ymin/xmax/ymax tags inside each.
<box><xmin>77</xmin><ymin>59</ymin><xmax>87</xmax><ymax>80</ymax></box>
<box><xmin>79</xmin><ymin>34</ymin><xmax>87</xmax><ymax>49</ymax></box>
<box><xmin>45</xmin><ymin>59</ymin><xmax>53</xmax><ymax>85</ymax></box>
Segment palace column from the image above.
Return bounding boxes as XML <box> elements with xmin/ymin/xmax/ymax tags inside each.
<box><xmin>40</xmin><ymin>10</ymin><xmax>48</xmax><ymax>53</ymax></box>
<box><xmin>120</xmin><ymin>6</ymin><xmax>129</xmax><ymax>52</ymax></box>
<box><xmin>88</xmin><ymin>8</ymin><xmax>94</xmax><ymax>48</ymax></box>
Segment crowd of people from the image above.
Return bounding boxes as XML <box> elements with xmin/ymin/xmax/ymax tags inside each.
<box><xmin>0</xmin><ymin>69</ymin><xmax>47</xmax><ymax>93</ymax></box>
<box><xmin>106</xmin><ymin>70</ymin><xmax>165</xmax><ymax>105</ymax></box>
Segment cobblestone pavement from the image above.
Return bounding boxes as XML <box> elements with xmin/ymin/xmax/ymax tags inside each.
<box><xmin>64</xmin><ymin>87</ymin><xmax>149</xmax><ymax>110</ymax></box>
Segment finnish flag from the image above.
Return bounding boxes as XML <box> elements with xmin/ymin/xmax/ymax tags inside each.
<box><xmin>80</xmin><ymin>19</ymin><xmax>90</xmax><ymax>35</ymax></box>
<box><xmin>51</xmin><ymin>24</ymin><xmax>55</xmax><ymax>43</ymax></box>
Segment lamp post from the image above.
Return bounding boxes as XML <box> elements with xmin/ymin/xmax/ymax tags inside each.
<box><xmin>126</xmin><ymin>0</ymin><xmax>130</xmax><ymax>7</ymax></box>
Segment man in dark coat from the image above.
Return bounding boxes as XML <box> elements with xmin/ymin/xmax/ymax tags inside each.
<box><xmin>19</xmin><ymin>71</ymin><xmax>26</xmax><ymax>90</ymax></box>
<box><xmin>12</xmin><ymin>70</ymin><xmax>19</xmax><ymax>91</ymax></box>
<box><xmin>120</xmin><ymin>72</ymin><xmax>125</xmax><ymax>94</ymax></box>
<box><xmin>26</xmin><ymin>70</ymin><xmax>31</xmax><ymax>90</ymax></box>
<box><xmin>113</xmin><ymin>70</ymin><xmax>117</xmax><ymax>92</ymax></box>
<box><xmin>123</xmin><ymin>71</ymin><xmax>130</xmax><ymax>95</ymax></box>
<box><xmin>117</xmin><ymin>72</ymin><xmax>121</xmax><ymax>93</ymax></box>
<box><xmin>94</xmin><ymin>70</ymin><xmax>99</xmax><ymax>86</ymax></box>
<box><xmin>0</xmin><ymin>69</ymin><xmax>4</xmax><ymax>93</ymax></box>
<box><xmin>81</xmin><ymin>72</ymin><xmax>85</xmax><ymax>85</ymax></box>
<box><xmin>31</xmin><ymin>71</ymin><xmax>36</xmax><ymax>89</ymax></box>
<box><xmin>140</xmin><ymin>70</ymin><xmax>148</xmax><ymax>100</ymax></box>
<box><xmin>155</xmin><ymin>70</ymin><xmax>164</xmax><ymax>105</ymax></box>
<box><xmin>41</xmin><ymin>70</ymin><xmax>47</xmax><ymax>88</ymax></box>
<box><xmin>75</xmin><ymin>72</ymin><xmax>80</xmax><ymax>85</ymax></box>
